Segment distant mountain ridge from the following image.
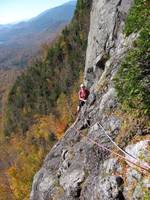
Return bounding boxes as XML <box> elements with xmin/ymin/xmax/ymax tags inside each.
<box><xmin>0</xmin><ymin>1</ymin><xmax>77</xmax><ymax>69</ymax></box>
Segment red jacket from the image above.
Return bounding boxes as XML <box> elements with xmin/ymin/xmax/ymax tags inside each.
<box><xmin>79</xmin><ymin>88</ymin><xmax>89</xmax><ymax>100</ymax></box>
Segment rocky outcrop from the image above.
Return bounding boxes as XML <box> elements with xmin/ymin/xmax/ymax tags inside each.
<box><xmin>30</xmin><ymin>0</ymin><xmax>149</xmax><ymax>199</ymax></box>
<box><xmin>84</xmin><ymin>0</ymin><xmax>134</xmax><ymax>88</ymax></box>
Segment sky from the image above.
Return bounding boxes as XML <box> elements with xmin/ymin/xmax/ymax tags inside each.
<box><xmin>0</xmin><ymin>0</ymin><xmax>72</xmax><ymax>24</ymax></box>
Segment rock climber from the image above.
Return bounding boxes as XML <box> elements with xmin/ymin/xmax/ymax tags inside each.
<box><xmin>77</xmin><ymin>83</ymin><xmax>90</xmax><ymax>112</ymax></box>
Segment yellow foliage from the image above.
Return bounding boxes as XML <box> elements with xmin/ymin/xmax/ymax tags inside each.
<box><xmin>57</xmin><ymin>93</ymin><xmax>71</xmax><ymax>123</ymax></box>
<box><xmin>6</xmin><ymin>135</ymin><xmax>47</xmax><ymax>200</ymax></box>
<box><xmin>0</xmin><ymin>69</ymin><xmax>85</xmax><ymax>199</ymax></box>
<box><xmin>28</xmin><ymin>115</ymin><xmax>53</xmax><ymax>140</ymax></box>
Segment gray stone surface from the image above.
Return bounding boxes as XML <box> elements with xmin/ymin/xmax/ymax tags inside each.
<box><xmin>30</xmin><ymin>168</ymin><xmax>57</xmax><ymax>200</ymax></box>
<box><xmin>125</xmin><ymin>140</ymin><xmax>150</xmax><ymax>169</ymax></box>
<box><xmin>103</xmin><ymin>158</ymin><xmax>122</xmax><ymax>174</ymax></box>
<box><xmin>99</xmin><ymin>87</ymin><xmax>117</xmax><ymax>114</ymax></box>
<box><xmin>80</xmin><ymin>173</ymin><xmax>125</xmax><ymax>200</ymax></box>
<box><xmin>84</xmin><ymin>0</ymin><xmax>134</xmax><ymax>88</ymax></box>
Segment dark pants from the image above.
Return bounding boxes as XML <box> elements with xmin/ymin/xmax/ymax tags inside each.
<box><xmin>78</xmin><ymin>100</ymin><xmax>85</xmax><ymax>110</ymax></box>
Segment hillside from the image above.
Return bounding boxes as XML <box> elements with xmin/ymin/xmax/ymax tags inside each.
<box><xmin>5</xmin><ymin>0</ymin><xmax>92</xmax><ymax>136</ymax></box>
<box><xmin>0</xmin><ymin>69</ymin><xmax>22</xmax><ymax>140</ymax></box>
<box><xmin>0</xmin><ymin>1</ymin><xmax>76</xmax><ymax>69</ymax></box>
<box><xmin>0</xmin><ymin>0</ymin><xmax>92</xmax><ymax>199</ymax></box>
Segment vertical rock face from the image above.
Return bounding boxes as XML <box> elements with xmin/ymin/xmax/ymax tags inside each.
<box><xmin>84</xmin><ymin>0</ymin><xmax>134</xmax><ymax>88</ymax></box>
<box><xmin>30</xmin><ymin>1</ymin><xmax>149</xmax><ymax>200</ymax></box>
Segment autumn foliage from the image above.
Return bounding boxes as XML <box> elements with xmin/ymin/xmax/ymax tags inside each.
<box><xmin>0</xmin><ymin>1</ymin><xmax>92</xmax><ymax>199</ymax></box>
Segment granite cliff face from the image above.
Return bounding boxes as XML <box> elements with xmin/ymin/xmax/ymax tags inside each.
<box><xmin>30</xmin><ymin>0</ymin><xmax>149</xmax><ymax>199</ymax></box>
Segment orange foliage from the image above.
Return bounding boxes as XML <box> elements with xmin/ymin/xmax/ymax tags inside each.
<box><xmin>0</xmin><ymin>69</ymin><xmax>84</xmax><ymax>199</ymax></box>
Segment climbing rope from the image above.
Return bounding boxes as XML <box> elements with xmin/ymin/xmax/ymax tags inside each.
<box><xmin>72</xmin><ymin>122</ymin><xmax>150</xmax><ymax>174</ymax></box>
<box><xmin>95</xmin><ymin>122</ymin><xmax>150</xmax><ymax>170</ymax></box>
<box><xmin>66</xmin><ymin>98</ymin><xmax>150</xmax><ymax>173</ymax></box>
<box><xmin>85</xmin><ymin>120</ymin><xmax>150</xmax><ymax>170</ymax></box>
<box><xmin>80</xmin><ymin>131</ymin><xmax>150</xmax><ymax>173</ymax></box>
<box><xmin>97</xmin><ymin>122</ymin><xmax>137</xmax><ymax>160</ymax></box>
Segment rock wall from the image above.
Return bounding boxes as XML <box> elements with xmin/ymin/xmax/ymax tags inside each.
<box><xmin>30</xmin><ymin>0</ymin><xmax>149</xmax><ymax>199</ymax></box>
<box><xmin>84</xmin><ymin>0</ymin><xmax>134</xmax><ymax>88</ymax></box>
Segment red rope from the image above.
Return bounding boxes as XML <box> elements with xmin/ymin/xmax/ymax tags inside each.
<box><xmin>73</xmin><ymin>126</ymin><xmax>150</xmax><ymax>174</ymax></box>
